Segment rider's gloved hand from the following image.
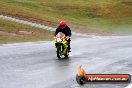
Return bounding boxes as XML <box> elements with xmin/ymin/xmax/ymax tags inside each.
<box><xmin>66</xmin><ymin>36</ymin><xmax>70</xmax><ymax>40</ymax></box>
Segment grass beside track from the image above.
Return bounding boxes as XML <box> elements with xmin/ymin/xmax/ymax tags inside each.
<box><xmin>0</xmin><ymin>19</ymin><xmax>53</xmax><ymax>44</ymax></box>
<box><xmin>0</xmin><ymin>0</ymin><xmax>132</xmax><ymax>34</ymax></box>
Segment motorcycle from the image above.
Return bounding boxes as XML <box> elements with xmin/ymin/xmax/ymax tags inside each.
<box><xmin>54</xmin><ymin>32</ymin><xmax>70</xmax><ymax>59</ymax></box>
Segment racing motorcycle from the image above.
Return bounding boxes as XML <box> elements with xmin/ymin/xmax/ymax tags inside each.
<box><xmin>54</xmin><ymin>32</ymin><xmax>70</xmax><ymax>59</ymax></box>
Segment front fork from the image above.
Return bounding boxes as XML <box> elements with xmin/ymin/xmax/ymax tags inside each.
<box><xmin>55</xmin><ymin>43</ymin><xmax>63</xmax><ymax>51</ymax></box>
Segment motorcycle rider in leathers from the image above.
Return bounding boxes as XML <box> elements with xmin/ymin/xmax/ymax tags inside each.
<box><xmin>55</xmin><ymin>21</ymin><xmax>72</xmax><ymax>52</ymax></box>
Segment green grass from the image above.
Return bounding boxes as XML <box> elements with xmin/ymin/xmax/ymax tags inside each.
<box><xmin>0</xmin><ymin>19</ymin><xmax>53</xmax><ymax>44</ymax></box>
<box><xmin>0</xmin><ymin>0</ymin><xmax>132</xmax><ymax>34</ymax></box>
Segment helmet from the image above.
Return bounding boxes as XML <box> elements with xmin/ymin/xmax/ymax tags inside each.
<box><xmin>60</xmin><ymin>20</ymin><xmax>66</xmax><ymax>25</ymax></box>
<box><xmin>60</xmin><ymin>20</ymin><xmax>66</xmax><ymax>29</ymax></box>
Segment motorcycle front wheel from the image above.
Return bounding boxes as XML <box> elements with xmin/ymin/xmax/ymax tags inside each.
<box><xmin>57</xmin><ymin>45</ymin><xmax>62</xmax><ymax>59</ymax></box>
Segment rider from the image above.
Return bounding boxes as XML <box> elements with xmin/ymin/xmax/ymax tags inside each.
<box><xmin>55</xmin><ymin>21</ymin><xmax>72</xmax><ymax>52</ymax></box>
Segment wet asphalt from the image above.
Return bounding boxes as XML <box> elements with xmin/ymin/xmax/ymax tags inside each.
<box><xmin>0</xmin><ymin>36</ymin><xmax>132</xmax><ymax>88</ymax></box>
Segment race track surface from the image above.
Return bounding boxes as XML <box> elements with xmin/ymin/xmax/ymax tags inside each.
<box><xmin>0</xmin><ymin>36</ymin><xmax>132</xmax><ymax>88</ymax></box>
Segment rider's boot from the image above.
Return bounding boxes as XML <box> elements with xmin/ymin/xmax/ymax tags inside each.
<box><xmin>68</xmin><ymin>44</ymin><xmax>71</xmax><ymax>52</ymax></box>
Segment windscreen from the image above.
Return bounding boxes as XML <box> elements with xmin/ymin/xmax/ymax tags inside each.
<box><xmin>57</xmin><ymin>32</ymin><xmax>65</xmax><ymax>38</ymax></box>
